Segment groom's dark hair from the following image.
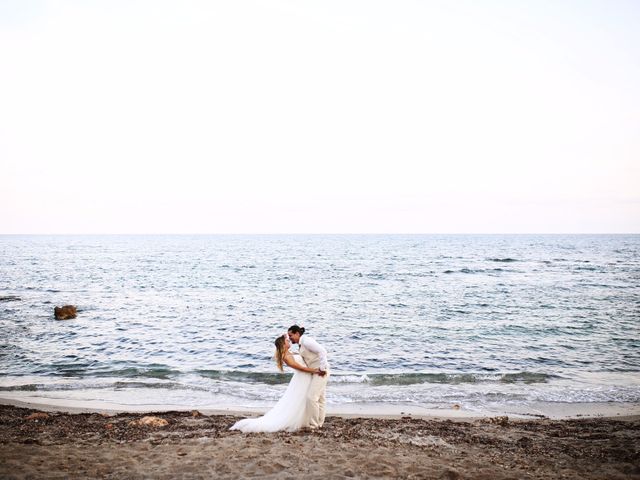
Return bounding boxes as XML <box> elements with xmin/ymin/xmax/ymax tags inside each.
<box><xmin>288</xmin><ymin>325</ymin><xmax>305</xmax><ymax>335</ymax></box>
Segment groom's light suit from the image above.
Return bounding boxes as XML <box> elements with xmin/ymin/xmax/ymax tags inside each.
<box><xmin>299</xmin><ymin>336</ymin><xmax>329</xmax><ymax>429</ymax></box>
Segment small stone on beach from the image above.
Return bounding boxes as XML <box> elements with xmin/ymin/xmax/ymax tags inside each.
<box><xmin>25</xmin><ymin>412</ymin><xmax>49</xmax><ymax>421</ymax></box>
<box><xmin>489</xmin><ymin>416</ymin><xmax>509</xmax><ymax>426</ymax></box>
<box><xmin>128</xmin><ymin>416</ymin><xmax>169</xmax><ymax>428</ymax></box>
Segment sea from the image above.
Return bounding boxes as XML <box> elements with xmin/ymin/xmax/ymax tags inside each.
<box><xmin>1</xmin><ymin>235</ymin><xmax>639</xmax><ymax>417</ymax></box>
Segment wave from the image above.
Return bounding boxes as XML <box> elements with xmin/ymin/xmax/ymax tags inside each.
<box><xmin>92</xmin><ymin>367</ymin><xmax>181</xmax><ymax>379</ymax></box>
<box><xmin>193</xmin><ymin>370</ymin><xmax>557</xmax><ymax>386</ymax></box>
<box><xmin>444</xmin><ymin>268</ymin><xmax>514</xmax><ymax>274</ymax></box>
<box><xmin>196</xmin><ymin>369</ymin><xmax>292</xmax><ymax>385</ymax></box>
<box><xmin>3</xmin><ymin>371</ymin><xmax>639</xmax><ymax>405</ymax></box>
<box><xmin>0</xmin><ymin>384</ymin><xmax>39</xmax><ymax>391</ymax></box>
<box><xmin>361</xmin><ymin>372</ymin><xmax>556</xmax><ymax>385</ymax></box>
<box><xmin>0</xmin><ymin>371</ymin><xmax>560</xmax><ymax>398</ymax></box>
<box><xmin>35</xmin><ymin>364</ymin><xmax>183</xmax><ymax>380</ymax></box>
<box><xmin>0</xmin><ymin>380</ymin><xmax>187</xmax><ymax>392</ymax></box>
<box><xmin>0</xmin><ymin>295</ymin><xmax>21</xmax><ymax>302</ymax></box>
<box><xmin>1</xmin><ymin>368</ymin><xmax>560</xmax><ymax>387</ymax></box>
<box><xmin>3</xmin><ymin>380</ymin><xmax>638</xmax><ymax>406</ymax></box>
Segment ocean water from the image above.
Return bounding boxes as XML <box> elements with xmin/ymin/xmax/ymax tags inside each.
<box><xmin>1</xmin><ymin>235</ymin><xmax>639</xmax><ymax>415</ymax></box>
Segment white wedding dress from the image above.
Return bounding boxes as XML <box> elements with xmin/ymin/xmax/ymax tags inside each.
<box><xmin>230</xmin><ymin>354</ymin><xmax>313</xmax><ymax>432</ymax></box>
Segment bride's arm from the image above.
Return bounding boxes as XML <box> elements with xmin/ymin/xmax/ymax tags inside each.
<box><xmin>283</xmin><ymin>354</ymin><xmax>320</xmax><ymax>375</ymax></box>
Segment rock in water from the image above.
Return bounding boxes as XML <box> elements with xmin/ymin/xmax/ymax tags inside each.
<box><xmin>54</xmin><ymin>305</ymin><xmax>77</xmax><ymax>320</ymax></box>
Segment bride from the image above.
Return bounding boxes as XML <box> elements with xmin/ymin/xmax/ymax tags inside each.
<box><xmin>230</xmin><ymin>334</ymin><xmax>324</xmax><ymax>432</ymax></box>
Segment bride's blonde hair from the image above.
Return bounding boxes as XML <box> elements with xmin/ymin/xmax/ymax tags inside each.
<box><xmin>274</xmin><ymin>335</ymin><xmax>287</xmax><ymax>372</ymax></box>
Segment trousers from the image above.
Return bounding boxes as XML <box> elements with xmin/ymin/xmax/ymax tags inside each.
<box><xmin>305</xmin><ymin>371</ymin><xmax>329</xmax><ymax>428</ymax></box>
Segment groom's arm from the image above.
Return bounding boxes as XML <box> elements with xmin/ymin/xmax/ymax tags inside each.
<box><xmin>301</xmin><ymin>337</ymin><xmax>328</xmax><ymax>371</ymax></box>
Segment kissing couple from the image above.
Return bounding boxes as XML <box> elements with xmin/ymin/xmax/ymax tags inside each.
<box><xmin>231</xmin><ymin>325</ymin><xmax>329</xmax><ymax>433</ymax></box>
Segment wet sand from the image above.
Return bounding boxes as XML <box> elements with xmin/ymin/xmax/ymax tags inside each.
<box><xmin>1</xmin><ymin>405</ymin><xmax>639</xmax><ymax>479</ymax></box>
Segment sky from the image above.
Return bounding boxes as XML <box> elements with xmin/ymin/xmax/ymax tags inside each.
<box><xmin>1</xmin><ymin>0</ymin><xmax>639</xmax><ymax>234</ymax></box>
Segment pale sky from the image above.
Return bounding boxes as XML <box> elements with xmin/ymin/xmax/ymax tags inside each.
<box><xmin>1</xmin><ymin>0</ymin><xmax>639</xmax><ymax>233</ymax></box>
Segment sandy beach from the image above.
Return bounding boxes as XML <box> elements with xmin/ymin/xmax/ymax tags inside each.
<box><xmin>1</xmin><ymin>404</ymin><xmax>639</xmax><ymax>479</ymax></box>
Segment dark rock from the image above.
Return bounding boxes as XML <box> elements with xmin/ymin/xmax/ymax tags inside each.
<box><xmin>489</xmin><ymin>416</ymin><xmax>509</xmax><ymax>426</ymax></box>
<box><xmin>54</xmin><ymin>305</ymin><xmax>77</xmax><ymax>320</ymax></box>
<box><xmin>517</xmin><ymin>436</ymin><xmax>532</xmax><ymax>447</ymax></box>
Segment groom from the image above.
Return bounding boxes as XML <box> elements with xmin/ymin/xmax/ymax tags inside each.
<box><xmin>287</xmin><ymin>325</ymin><xmax>329</xmax><ymax>429</ymax></box>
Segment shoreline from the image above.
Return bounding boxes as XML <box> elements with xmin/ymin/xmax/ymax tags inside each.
<box><xmin>2</xmin><ymin>395</ymin><xmax>639</xmax><ymax>421</ymax></box>
<box><xmin>1</xmin><ymin>404</ymin><xmax>638</xmax><ymax>479</ymax></box>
